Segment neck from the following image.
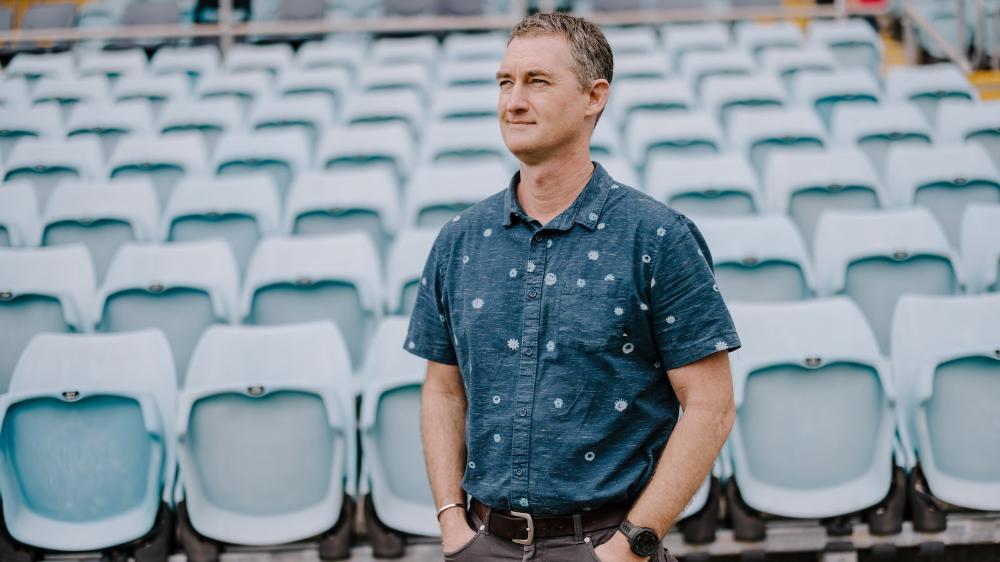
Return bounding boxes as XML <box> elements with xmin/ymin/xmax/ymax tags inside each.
<box><xmin>516</xmin><ymin>151</ymin><xmax>595</xmax><ymax>226</ymax></box>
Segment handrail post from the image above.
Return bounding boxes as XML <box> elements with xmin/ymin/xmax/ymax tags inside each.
<box><xmin>220</xmin><ymin>0</ymin><xmax>233</xmax><ymax>53</ymax></box>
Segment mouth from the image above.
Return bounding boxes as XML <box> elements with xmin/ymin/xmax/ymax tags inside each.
<box><xmin>506</xmin><ymin>121</ymin><xmax>535</xmax><ymax>125</ymax></box>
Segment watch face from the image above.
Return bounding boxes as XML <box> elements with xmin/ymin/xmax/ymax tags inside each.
<box><xmin>632</xmin><ymin>529</ymin><xmax>659</xmax><ymax>557</ymax></box>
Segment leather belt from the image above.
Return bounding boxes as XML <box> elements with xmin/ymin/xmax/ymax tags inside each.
<box><xmin>470</xmin><ymin>497</ymin><xmax>630</xmax><ymax>546</ymax></box>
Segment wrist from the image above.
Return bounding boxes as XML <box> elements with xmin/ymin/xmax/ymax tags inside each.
<box><xmin>438</xmin><ymin>506</ymin><xmax>470</xmax><ymax>531</ymax></box>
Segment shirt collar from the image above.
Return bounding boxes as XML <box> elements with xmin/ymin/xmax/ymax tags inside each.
<box><xmin>501</xmin><ymin>162</ymin><xmax>614</xmax><ymax>231</ymax></box>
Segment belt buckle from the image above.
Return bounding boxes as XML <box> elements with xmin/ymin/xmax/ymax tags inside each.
<box><xmin>508</xmin><ymin>510</ymin><xmax>534</xmax><ymax>545</ymax></box>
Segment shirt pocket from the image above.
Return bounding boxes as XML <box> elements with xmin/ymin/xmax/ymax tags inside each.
<box><xmin>557</xmin><ymin>279</ymin><xmax>628</xmax><ymax>352</ymax></box>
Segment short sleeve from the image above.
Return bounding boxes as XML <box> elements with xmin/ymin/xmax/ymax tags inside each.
<box><xmin>650</xmin><ymin>214</ymin><xmax>742</xmax><ymax>371</ymax></box>
<box><xmin>403</xmin><ymin>237</ymin><xmax>458</xmax><ymax>365</ymax></box>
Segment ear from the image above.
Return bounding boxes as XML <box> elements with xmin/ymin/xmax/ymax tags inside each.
<box><xmin>584</xmin><ymin>79</ymin><xmax>610</xmax><ymax>120</ymax></box>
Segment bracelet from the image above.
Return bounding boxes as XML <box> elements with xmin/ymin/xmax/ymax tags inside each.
<box><xmin>436</xmin><ymin>502</ymin><xmax>466</xmax><ymax>520</ymax></box>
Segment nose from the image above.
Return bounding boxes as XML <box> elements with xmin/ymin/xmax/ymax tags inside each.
<box><xmin>502</xmin><ymin>81</ymin><xmax>529</xmax><ymax>115</ymax></box>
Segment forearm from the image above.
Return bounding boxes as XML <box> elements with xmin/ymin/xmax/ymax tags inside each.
<box><xmin>420</xmin><ymin>373</ymin><xmax>470</xmax><ymax>530</ymax></box>
<box><xmin>625</xmin><ymin>404</ymin><xmax>734</xmax><ymax>539</ymax></box>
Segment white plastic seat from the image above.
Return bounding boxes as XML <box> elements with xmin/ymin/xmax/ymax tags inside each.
<box><xmin>4</xmin><ymin>51</ymin><xmax>74</xmax><ymax>80</ymax></box>
<box><xmin>370</xmin><ymin>36</ymin><xmax>439</xmax><ymax>66</ymax></box>
<box><xmin>679</xmin><ymin>49</ymin><xmax>757</xmax><ymax>96</ymax></box>
<box><xmin>359</xmin><ymin>63</ymin><xmax>432</xmax><ymax>102</ymax></box>
<box><xmin>734</xmin><ymin>20</ymin><xmax>804</xmax><ymax>58</ymax></box>
<box><xmin>212</xmin><ymin>129</ymin><xmax>311</xmax><ymax>200</ymax></box>
<box><xmin>807</xmin><ymin>18</ymin><xmax>883</xmax><ymax>77</ymax></box>
<box><xmin>223</xmin><ymin>43</ymin><xmax>294</xmax><ymax>76</ymax></box>
<box><xmin>792</xmin><ymin>69</ymin><xmax>882</xmax><ymax>128</ymax></box>
<box><xmin>602</xmin><ymin>25</ymin><xmax>659</xmax><ymax>55</ymax></box>
<box><xmin>610</xmin><ymin>79</ymin><xmax>693</xmax><ymax>130</ymax></box>
<box><xmin>590</xmin><ymin>116</ymin><xmax>624</xmax><ymax>160</ymax></box>
<box><xmin>358</xmin><ymin>316</ymin><xmax>436</xmax><ymax>535</ymax></box>
<box><xmin>885</xmin><ymin>63</ymin><xmax>978</xmax><ymax>126</ymax></box>
<box><xmin>430</xmin><ymin>85</ymin><xmax>497</xmax><ymax>121</ymax></box>
<box><xmin>384</xmin><ymin>229</ymin><xmax>437</xmax><ymax>316</ymax></box>
<box><xmin>960</xmin><ymin>204</ymin><xmax>1000</xmax><ymax>293</ymax></box>
<box><xmin>645</xmin><ymin>153</ymin><xmax>759</xmax><ymax>217</ymax></box>
<box><xmin>150</xmin><ymin>45</ymin><xmax>221</xmax><ymax>80</ymax></box>
<box><xmin>78</xmin><ymin>48</ymin><xmax>148</xmax><ymax>79</ymax></box>
<box><xmin>176</xmin><ymin>321</ymin><xmax>357</xmax><ymax>544</ymax></box>
<box><xmin>31</xmin><ymin>76</ymin><xmax>111</xmax><ymax>113</ymax></box>
<box><xmin>885</xmin><ymin>144</ymin><xmax>1000</xmax><ymax>247</ymax></box>
<box><xmin>662</xmin><ymin>22</ymin><xmax>731</xmax><ymax>72</ymax></box>
<box><xmin>284</xmin><ymin>168</ymin><xmax>400</xmax><ymax>258</ymax></box>
<box><xmin>831</xmin><ymin>103</ymin><xmax>934</xmax><ymax>179</ymax></box>
<box><xmin>627</xmin><ymin>111</ymin><xmax>725</xmax><ymax>171</ymax></box>
<box><xmin>438</xmin><ymin>60</ymin><xmax>500</xmax><ymax>88</ymax></box>
<box><xmin>157</xmin><ymin>97</ymin><xmax>244</xmax><ymax>153</ymax></box>
<box><xmin>697</xmin><ymin>215</ymin><xmax>816</xmax><ymax>302</ymax></box>
<box><xmin>403</xmin><ymin>161</ymin><xmax>510</xmax><ymax>229</ymax></box>
<box><xmin>341</xmin><ymin>89</ymin><xmax>425</xmax><ymax>138</ymax></box>
<box><xmin>275</xmin><ymin>67</ymin><xmax>350</xmax><ymax>117</ymax></box>
<box><xmin>613</xmin><ymin>53</ymin><xmax>669</xmax><ymax>83</ymax></box>
<box><xmin>0</xmin><ymin>329</ymin><xmax>177</xmax><ymax>550</ymax></box>
<box><xmin>242</xmin><ymin>233</ymin><xmax>383</xmax><ymax>371</ymax></box>
<box><xmin>249</xmin><ymin>93</ymin><xmax>334</xmax><ymax>150</ymax></box>
<box><xmin>317</xmin><ymin>122</ymin><xmax>414</xmax><ymax>186</ymax></box>
<box><xmin>813</xmin><ymin>208</ymin><xmax>964</xmax><ymax>352</ymax></box>
<box><xmin>935</xmin><ymin>100</ymin><xmax>1000</xmax><ymax>169</ymax></box>
<box><xmin>112</xmin><ymin>73</ymin><xmax>190</xmax><ymax>108</ymax></box>
<box><xmin>442</xmin><ymin>32</ymin><xmax>507</xmax><ymax>61</ymax></box>
<box><xmin>108</xmin><ymin>132</ymin><xmax>209</xmax><ymax>208</ymax></box>
<box><xmin>0</xmin><ymin>245</ymin><xmax>96</xmax><ymax>391</ymax></box>
<box><xmin>890</xmin><ymin>293</ymin><xmax>1000</xmax><ymax>510</ymax></box>
<box><xmin>420</xmin><ymin>118</ymin><xmax>511</xmax><ymax>168</ymax></box>
<box><xmin>0</xmin><ymin>183</ymin><xmax>40</xmax><ymax>247</ymax></box>
<box><xmin>4</xmin><ymin>137</ymin><xmax>104</xmax><ymax>207</ymax></box>
<box><xmin>195</xmin><ymin>70</ymin><xmax>272</xmax><ymax>114</ymax></box>
<box><xmin>598</xmin><ymin>156</ymin><xmax>640</xmax><ymax>189</ymax></box>
<box><xmin>728</xmin><ymin>107</ymin><xmax>828</xmax><ymax>175</ymax></box>
<box><xmin>0</xmin><ymin>104</ymin><xmax>63</xmax><ymax>163</ymax></box>
<box><xmin>763</xmin><ymin>148</ymin><xmax>884</xmax><ymax>247</ymax></box>
<box><xmin>761</xmin><ymin>46</ymin><xmax>838</xmax><ymax>92</ymax></box>
<box><xmin>96</xmin><ymin>240</ymin><xmax>241</xmax><ymax>379</ymax></box>
<box><xmin>727</xmin><ymin>297</ymin><xmax>901</xmax><ymax>518</ymax></box>
<box><xmin>295</xmin><ymin>40</ymin><xmax>366</xmax><ymax>75</ymax></box>
<box><xmin>41</xmin><ymin>179</ymin><xmax>159</xmax><ymax>284</ymax></box>
<box><xmin>700</xmin><ymin>73</ymin><xmax>787</xmax><ymax>129</ymax></box>
<box><xmin>65</xmin><ymin>100</ymin><xmax>155</xmax><ymax>160</ymax></box>
<box><xmin>0</xmin><ymin>77</ymin><xmax>32</xmax><ymax>108</ymax></box>
<box><xmin>162</xmin><ymin>175</ymin><xmax>281</xmax><ymax>276</ymax></box>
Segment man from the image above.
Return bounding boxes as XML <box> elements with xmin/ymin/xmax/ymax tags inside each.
<box><xmin>403</xmin><ymin>12</ymin><xmax>741</xmax><ymax>562</ymax></box>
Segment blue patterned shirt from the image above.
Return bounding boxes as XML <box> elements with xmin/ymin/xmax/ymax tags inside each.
<box><xmin>403</xmin><ymin>162</ymin><xmax>742</xmax><ymax>515</ymax></box>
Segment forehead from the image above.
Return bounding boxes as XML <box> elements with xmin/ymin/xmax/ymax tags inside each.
<box><xmin>499</xmin><ymin>34</ymin><xmax>576</xmax><ymax>75</ymax></box>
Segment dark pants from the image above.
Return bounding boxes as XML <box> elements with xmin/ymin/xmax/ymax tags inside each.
<box><xmin>444</xmin><ymin>507</ymin><xmax>679</xmax><ymax>561</ymax></box>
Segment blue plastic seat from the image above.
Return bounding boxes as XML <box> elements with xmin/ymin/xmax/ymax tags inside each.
<box><xmin>176</xmin><ymin>321</ymin><xmax>356</xmax><ymax>544</ymax></box>
<box><xmin>0</xmin><ymin>329</ymin><xmax>177</xmax><ymax>550</ymax></box>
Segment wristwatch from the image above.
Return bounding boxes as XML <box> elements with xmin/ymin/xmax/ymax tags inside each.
<box><xmin>618</xmin><ymin>519</ymin><xmax>660</xmax><ymax>558</ymax></box>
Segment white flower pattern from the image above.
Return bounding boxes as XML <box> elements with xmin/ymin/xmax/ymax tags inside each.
<box><xmin>462</xmin><ymin>255</ymin><xmax>469</xmax><ymax>264</ymax></box>
<box><xmin>715</xmin><ymin>340</ymin><xmax>728</xmax><ymax>351</ymax></box>
<box><xmin>507</xmin><ymin>338</ymin><xmax>520</xmax><ymax>351</ymax></box>
<box><xmin>452</xmin><ymin>215</ymin><xmax>461</xmax><ymax>222</ymax></box>
<box><xmin>546</xmin><ymin>340</ymin><xmax>555</xmax><ymax>352</ymax></box>
<box><xmin>588</xmin><ymin>212</ymin><xmax>599</xmax><ymax>221</ymax></box>
<box><xmin>553</xmin><ymin>398</ymin><xmax>564</xmax><ymax>409</ymax></box>
<box><xmin>576</xmin><ymin>279</ymin><xmax>586</xmax><ymax>287</ymax></box>
<box><xmin>526</xmin><ymin>260</ymin><xmax>536</xmax><ymax>273</ymax></box>
<box><xmin>408</xmin><ymin>340</ymin><xmax>415</xmax><ymax>349</ymax></box>
<box><xmin>483</xmin><ymin>228</ymin><xmax>493</xmax><ymax>237</ymax></box>
<box><xmin>544</xmin><ymin>273</ymin><xmax>557</xmax><ymax>286</ymax></box>
<box><xmin>546</xmin><ymin>239</ymin><xmax>553</xmax><ymax>248</ymax></box>
<box><xmin>614</xmin><ymin>399</ymin><xmax>628</xmax><ymax>412</ymax></box>
<box><xmin>666</xmin><ymin>315</ymin><xmax>676</xmax><ymax>324</ymax></box>
<box><xmin>656</xmin><ymin>227</ymin><xmax>666</xmax><ymax>237</ymax></box>
<box><xmin>494</xmin><ymin>433</ymin><xmax>501</xmax><ymax>443</ymax></box>
<box><xmin>472</xmin><ymin>298</ymin><xmax>484</xmax><ymax>309</ymax></box>
<box><xmin>639</xmin><ymin>302</ymin><xmax>648</xmax><ymax>311</ymax></box>
<box><xmin>509</xmin><ymin>268</ymin><xmax>518</xmax><ymax>278</ymax></box>
<box><xmin>588</xmin><ymin>250</ymin><xmax>599</xmax><ymax>261</ymax></box>
<box><xmin>597</xmin><ymin>222</ymin><xmax>606</xmax><ymax>230</ymax></box>
<box><xmin>614</xmin><ymin>306</ymin><xmax>624</xmax><ymax>316</ymax></box>
<box><xmin>605</xmin><ymin>274</ymin><xmax>615</xmax><ymax>281</ymax></box>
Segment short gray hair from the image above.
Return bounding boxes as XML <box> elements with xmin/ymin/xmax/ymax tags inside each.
<box><xmin>509</xmin><ymin>12</ymin><xmax>614</xmax><ymax>92</ymax></box>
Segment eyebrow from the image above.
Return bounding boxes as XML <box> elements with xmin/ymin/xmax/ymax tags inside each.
<box><xmin>495</xmin><ymin>69</ymin><xmax>555</xmax><ymax>81</ymax></box>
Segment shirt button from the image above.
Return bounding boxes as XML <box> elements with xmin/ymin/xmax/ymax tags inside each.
<box><xmin>524</xmin><ymin>348</ymin><xmax>533</xmax><ymax>356</ymax></box>
<box><xmin>519</xmin><ymin>408</ymin><xmax>528</xmax><ymax>417</ymax></box>
<box><xmin>515</xmin><ymin>469</ymin><xmax>523</xmax><ymax>476</ymax></box>
<box><xmin>528</xmin><ymin>290</ymin><xmax>538</xmax><ymax>298</ymax></box>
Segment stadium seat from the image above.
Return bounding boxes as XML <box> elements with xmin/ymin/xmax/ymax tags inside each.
<box><xmin>0</xmin><ymin>77</ymin><xmax>31</xmax><ymax>108</ymax></box>
<box><xmin>728</xmin><ymin>107</ymin><xmax>827</xmax><ymax>175</ymax></box>
<box><xmin>680</xmin><ymin>49</ymin><xmax>757</xmax><ymax>96</ymax></box>
<box><xmin>402</xmin><ymin>160</ymin><xmax>509</xmax><ymax>228</ymax></box>
<box><xmin>31</xmin><ymin>76</ymin><xmax>111</xmax><ymax>121</ymax></box>
<box><xmin>0</xmin><ymin>104</ymin><xmax>63</xmax><ymax>163</ymax></box>
<box><xmin>250</xmin><ymin>93</ymin><xmax>334</xmax><ymax>150</ymax></box>
<box><xmin>626</xmin><ymin>111</ymin><xmax>726</xmax><ymax>171</ymax></box>
<box><xmin>359</xmin><ymin>63</ymin><xmax>433</xmax><ymax>102</ymax></box>
<box><xmin>108</xmin><ymin>132</ymin><xmax>209</xmax><ymax>207</ymax></box>
<box><xmin>662</xmin><ymin>22</ymin><xmax>731</xmax><ymax>72</ymax></box>
<box><xmin>609</xmin><ymin>79</ymin><xmax>693</xmax><ymax>130</ymax></box>
<box><xmin>77</xmin><ymin>48</ymin><xmax>148</xmax><ymax>80</ymax></box>
<box><xmin>0</xmin><ymin>245</ymin><xmax>96</xmax><ymax>391</ymax></box>
<box><xmin>700</xmin><ymin>73</ymin><xmax>786</xmax><ymax>129</ymax></box>
<box><xmin>439</xmin><ymin>59</ymin><xmax>501</xmax><ymax>88</ymax></box>
<box><xmin>317</xmin><ymin>121</ymin><xmax>415</xmax><ymax>185</ymax></box>
<box><xmin>0</xmin><ymin>183</ymin><xmax>41</xmax><ymax>247</ymax></box>
<box><xmin>4</xmin><ymin>51</ymin><xmax>74</xmax><ymax>81</ymax></box>
<box><xmin>960</xmin><ymin>204</ymin><xmax>1000</xmax><ymax>293</ymax></box>
<box><xmin>176</xmin><ymin>321</ymin><xmax>357</xmax><ymax>544</ymax></box>
<box><xmin>613</xmin><ymin>53</ymin><xmax>670</xmax><ymax>83</ymax></box>
<box><xmin>276</xmin><ymin>67</ymin><xmax>350</xmax><ymax>117</ymax></box>
<box><xmin>885</xmin><ymin>63</ymin><xmax>978</xmax><ymax>126</ymax></box>
<box><xmin>358</xmin><ymin>316</ymin><xmax>437</xmax><ymax>536</ymax></box>
<box><xmin>644</xmin><ymin>153</ymin><xmax>759</xmax><ymax>216</ymax></box>
<box><xmin>276</xmin><ymin>0</ymin><xmax>326</xmax><ymax>20</ymax></box>
<box><xmin>341</xmin><ymin>89</ymin><xmax>425</xmax><ymax>138</ymax></box>
<box><xmin>213</xmin><ymin>129</ymin><xmax>312</xmax><ymax>199</ymax></box>
<box><xmin>242</xmin><ymin>233</ymin><xmax>383</xmax><ymax>371</ymax></box>
<box><xmin>430</xmin><ymin>85</ymin><xmax>498</xmax><ymax>121</ymax></box>
<box><xmin>0</xmin><ymin>329</ymin><xmax>177</xmax><ymax>551</ymax></box>
<box><xmin>41</xmin><ymin>179</ymin><xmax>159</xmax><ymax>284</ymax></box>
<box><xmin>698</xmin><ymin>215</ymin><xmax>815</xmax><ymax>301</ymax></box>
<box><xmin>284</xmin><ymin>168</ymin><xmax>400</xmax><ymax>258</ymax></box>
<box><xmin>599</xmin><ymin>156</ymin><xmax>640</xmax><ymax>188</ymax></box>
<box><xmin>590</xmin><ymin>115</ymin><xmax>625</xmax><ymax>159</ymax></box>
<box><xmin>65</xmin><ymin>99</ymin><xmax>155</xmax><ymax>160</ymax></box>
<box><xmin>4</xmin><ymin>137</ymin><xmax>104</xmax><ymax>207</ymax></box>
<box><xmin>763</xmin><ymin>148</ymin><xmax>885</xmax><ymax>247</ymax></box>
<box><xmin>196</xmin><ymin>70</ymin><xmax>272</xmax><ymax>115</ymax></box>
<box><xmin>910</xmin><ymin>1</ymin><xmax>975</xmax><ymax>64</ymax></box>
<box><xmin>726</xmin><ymin>297</ymin><xmax>902</xmax><ymax>518</ymax></box>
<box><xmin>19</xmin><ymin>3</ymin><xmax>77</xmax><ymax>51</ymax></box>
<box><xmin>813</xmin><ymin>208</ymin><xmax>963</xmax><ymax>352</ymax></box>
<box><xmin>733</xmin><ymin>20</ymin><xmax>804</xmax><ymax>59</ymax></box>
<box><xmin>792</xmin><ymin>69</ymin><xmax>881</xmax><ymax>129</ymax></box>
<box><xmin>760</xmin><ymin>46</ymin><xmax>838</xmax><ymax>92</ymax></box>
<box><xmin>370</xmin><ymin>35</ymin><xmax>439</xmax><ymax>66</ymax></box>
<box><xmin>935</xmin><ymin>100</ymin><xmax>1000</xmax><ymax>169</ymax></box>
<box><xmin>420</xmin><ymin>118</ymin><xmax>512</xmax><ymax>168</ymax></box>
<box><xmin>112</xmin><ymin>73</ymin><xmax>191</xmax><ymax>111</ymax></box>
<box><xmin>150</xmin><ymin>44</ymin><xmax>222</xmax><ymax>81</ymax></box>
<box><xmin>95</xmin><ymin>240</ymin><xmax>241</xmax><ymax>379</ymax></box>
<box><xmin>162</xmin><ymin>175</ymin><xmax>281</xmax><ymax>276</ymax></box>
<box><xmin>295</xmin><ymin>40</ymin><xmax>366</xmax><ymax>76</ymax></box>
<box><xmin>157</xmin><ymin>97</ymin><xmax>244</xmax><ymax>153</ymax></box>
<box><xmin>385</xmin><ymin>228</ymin><xmax>436</xmax><ymax>316</ymax></box>
<box><xmin>442</xmin><ymin>32</ymin><xmax>507</xmax><ymax>61</ymax></box>
<box><xmin>890</xmin><ymin>293</ymin><xmax>1000</xmax><ymax>510</ymax></box>
<box><xmin>885</xmin><ymin>144</ymin><xmax>1000</xmax><ymax>247</ymax></box>
<box><xmin>223</xmin><ymin>43</ymin><xmax>294</xmax><ymax>76</ymax></box>
<box><xmin>807</xmin><ymin>18</ymin><xmax>883</xmax><ymax>77</ymax></box>
<box><xmin>602</xmin><ymin>25</ymin><xmax>659</xmax><ymax>55</ymax></box>
<box><xmin>831</xmin><ymin>103</ymin><xmax>934</xmax><ymax>179</ymax></box>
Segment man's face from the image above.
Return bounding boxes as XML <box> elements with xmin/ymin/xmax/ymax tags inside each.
<box><xmin>496</xmin><ymin>34</ymin><xmax>605</xmax><ymax>165</ymax></box>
